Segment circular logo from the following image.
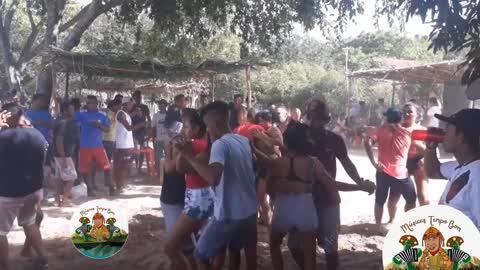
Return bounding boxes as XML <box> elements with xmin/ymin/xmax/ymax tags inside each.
<box><xmin>383</xmin><ymin>205</ymin><xmax>480</xmax><ymax>270</ymax></box>
<box><xmin>70</xmin><ymin>201</ymin><xmax>129</xmax><ymax>259</ymax></box>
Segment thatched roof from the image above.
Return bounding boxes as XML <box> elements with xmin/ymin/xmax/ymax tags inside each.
<box><xmin>48</xmin><ymin>47</ymin><xmax>273</xmax><ymax>80</ymax></box>
<box><xmin>350</xmin><ymin>60</ymin><xmax>464</xmax><ymax>84</ymax></box>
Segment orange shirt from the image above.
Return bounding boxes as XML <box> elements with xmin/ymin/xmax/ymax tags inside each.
<box><xmin>373</xmin><ymin>125</ymin><xmax>411</xmax><ymax>179</ymax></box>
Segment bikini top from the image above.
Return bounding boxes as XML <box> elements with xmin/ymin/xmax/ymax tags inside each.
<box><xmin>287</xmin><ymin>157</ymin><xmax>312</xmax><ymax>183</ymax></box>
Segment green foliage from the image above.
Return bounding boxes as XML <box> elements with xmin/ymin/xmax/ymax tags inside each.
<box><xmin>376</xmin><ymin>0</ymin><xmax>480</xmax><ymax>85</ymax></box>
<box><xmin>142</xmin><ymin>31</ymin><xmax>241</xmax><ymax>63</ymax></box>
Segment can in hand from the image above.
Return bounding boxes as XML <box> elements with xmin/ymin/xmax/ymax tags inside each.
<box><xmin>411</xmin><ymin>129</ymin><xmax>445</xmax><ymax>143</ymax></box>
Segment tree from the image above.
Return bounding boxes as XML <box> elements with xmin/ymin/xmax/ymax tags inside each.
<box><xmin>0</xmin><ymin>0</ymin><xmax>365</xmax><ymax>101</ymax></box>
<box><xmin>377</xmin><ymin>0</ymin><xmax>480</xmax><ymax>85</ymax></box>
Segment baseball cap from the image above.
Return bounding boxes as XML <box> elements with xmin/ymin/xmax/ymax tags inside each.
<box><xmin>384</xmin><ymin>107</ymin><xmax>402</xmax><ymax>123</ymax></box>
<box><xmin>435</xmin><ymin>109</ymin><xmax>480</xmax><ymax>136</ymax></box>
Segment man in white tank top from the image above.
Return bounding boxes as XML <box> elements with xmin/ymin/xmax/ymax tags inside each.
<box><xmin>113</xmin><ymin>97</ymin><xmax>135</xmax><ymax>193</ymax></box>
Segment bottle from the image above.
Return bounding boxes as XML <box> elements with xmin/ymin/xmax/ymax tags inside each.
<box><xmin>411</xmin><ymin>129</ymin><xmax>445</xmax><ymax>143</ymax></box>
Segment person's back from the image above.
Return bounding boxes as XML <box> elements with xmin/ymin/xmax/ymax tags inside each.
<box><xmin>0</xmin><ymin>127</ymin><xmax>46</xmax><ymax>197</ymax></box>
<box><xmin>210</xmin><ymin>133</ymin><xmax>257</xmax><ymax>220</ymax></box>
<box><xmin>375</xmin><ymin>124</ymin><xmax>411</xmax><ymax>179</ymax></box>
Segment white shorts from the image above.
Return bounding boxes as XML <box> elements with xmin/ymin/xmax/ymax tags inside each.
<box><xmin>0</xmin><ymin>189</ymin><xmax>43</xmax><ymax>236</ymax></box>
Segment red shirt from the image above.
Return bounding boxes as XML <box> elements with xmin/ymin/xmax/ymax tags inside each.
<box><xmin>373</xmin><ymin>125</ymin><xmax>411</xmax><ymax>179</ymax></box>
<box><xmin>185</xmin><ymin>139</ymin><xmax>210</xmax><ymax>189</ymax></box>
<box><xmin>234</xmin><ymin>123</ymin><xmax>265</xmax><ymax>142</ymax></box>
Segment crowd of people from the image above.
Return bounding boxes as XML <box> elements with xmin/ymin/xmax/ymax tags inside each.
<box><xmin>0</xmin><ymin>90</ymin><xmax>479</xmax><ymax>270</ymax></box>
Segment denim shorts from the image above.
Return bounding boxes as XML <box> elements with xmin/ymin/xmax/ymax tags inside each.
<box><xmin>154</xmin><ymin>140</ymin><xmax>166</xmax><ymax>161</ymax></box>
<box><xmin>194</xmin><ymin>215</ymin><xmax>257</xmax><ymax>263</ymax></box>
<box><xmin>375</xmin><ymin>171</ymin><xmax>417</xmax><ymax>207</ymax></box>
<box><xmin>288</xmin><ymin>205</ymin><xmax>340</xmax><ymax>254</ymax></box>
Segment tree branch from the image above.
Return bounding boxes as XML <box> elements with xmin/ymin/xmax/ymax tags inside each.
<box><xmin>4</xmin><ymin>0</ymin><xmax>19</xmax><ymax>33</ymax></box>
<box><xmin>17</xmin><ymin>18</ymin><xmax>45</xmax><ymax>68</ymax></box>
<box><xmin>58</xmin><ymin>3</ymin><xmax>91</xmax><ymax>33</ymax></box>
<box><xmin>62</xmin><ymin>0</ymin><xmax>130</xmax><ymax>51</ymax></box>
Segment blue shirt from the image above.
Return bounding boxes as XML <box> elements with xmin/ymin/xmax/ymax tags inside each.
<box><xmin>209</xmin><ymin>133</ymin><xmax>258</xmax><ymax>221</ymax></box>
<box><xmin>24</xmin><ymin>109</ymin><xmax>53</xmax><ymax>141</ymax></box>
<box><xmin>74</xmin><ymin>111</ymin><xmax>110</xmax><ymax>148</ymax></box>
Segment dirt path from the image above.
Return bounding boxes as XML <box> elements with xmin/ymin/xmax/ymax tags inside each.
<box><xmin>7</xmin><ymin>154</ymin><xmax>449</xmax><ymax>270</ymax></box>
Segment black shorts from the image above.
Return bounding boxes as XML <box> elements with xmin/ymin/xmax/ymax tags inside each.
<box><xmin>375</xmin><ymin>171</ymin><xmax>416</xmax><ymax>207</ymax></box>
<box><xmin>407</xmin><ymin>156</ymin><xmax>423</xmax><ymax>175</ymax></box>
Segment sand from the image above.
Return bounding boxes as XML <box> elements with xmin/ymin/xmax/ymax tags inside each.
<box><xmin>7</xmin><ymin>152</ymin><xmax>450</xmax><ymax>270</ymax></box>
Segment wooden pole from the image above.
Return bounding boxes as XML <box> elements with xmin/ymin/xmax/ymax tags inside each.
<box><xmin>246</xmin><ymin>65</ymin><xmax>252</xmax><ymax>109</ymax></box>
<box><xmin>64</xmin><ymin>72</ymin><xmax>70</xmax><ymax>100</ymax></box>
<box><xmin>210</xmin><ymin>74</ymin><xmax>215</xmax><ymax>102</ymax></box>
<box><xmin>391</xmin><ymin>84</ymin><xmax>396</xmax><ymax>106</ymax></box>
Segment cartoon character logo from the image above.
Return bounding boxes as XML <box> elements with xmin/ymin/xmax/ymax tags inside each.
<box><xmin>71</xmin><ymin>205</ymin><xmax>128</xmax><ymax>259</ymax></box>
<box><xmin>389</xmin><ymin>227</ymin><xmax>476</xmax><ymax>270</ymax></box>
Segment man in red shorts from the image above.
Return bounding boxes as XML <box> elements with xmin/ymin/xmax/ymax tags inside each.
<box><xmin>74</xmin><ymin>95</ymin><xmax>113</xmax><ymax>196</ymax></box>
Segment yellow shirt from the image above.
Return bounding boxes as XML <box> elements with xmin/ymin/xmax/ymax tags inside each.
<box><xmin>103</xmin><ymin>111</ymin><xmax>116</xmax><ymax>142</ymax></box>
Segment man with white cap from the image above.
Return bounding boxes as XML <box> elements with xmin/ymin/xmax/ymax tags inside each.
<box><xmin>424</xmin><ymin>108</ymin><xmax>480</xmax><ymax>229</ymax></box>
<box><xmin>113</xmin><ymin>97</ymin><xmax>135</xmax><ymax>192</ymax></box>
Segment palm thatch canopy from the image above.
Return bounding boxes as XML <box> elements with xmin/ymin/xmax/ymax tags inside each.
<box><xmin>350</xmin><ymin>60</ymin><xmax>464</xmax><ymax>84</ymax></box>
<box><xmin>47</xmin><ymin>47</ymin><xmax>273</xmax><ymax>81</ymax></box>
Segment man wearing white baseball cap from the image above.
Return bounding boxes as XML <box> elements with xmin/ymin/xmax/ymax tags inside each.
<box><xmin>424</xmin><ymin>108</ymin><xmax>480</xmax><ymax>229</ymax></box>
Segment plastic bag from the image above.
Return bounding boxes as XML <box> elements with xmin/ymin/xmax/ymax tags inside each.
<box><xmin>54</xmin><ymin>158</ymin><xmax>77</xmax><ymax>181</ymax></box>
<box><xmin>71</xmin><ymin>182</ymin><xmax>88</xmax><ymax>199</ymax></box>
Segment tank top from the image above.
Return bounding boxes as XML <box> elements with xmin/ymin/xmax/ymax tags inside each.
<box><xmin>185</xmin><ymin>139</ymin><xmax>210</xmax><ymax>189</ymax></box>
<box><xmin>115</xmin><ymin>110</ymin><xmax>134</xmax><ymax>149</ymax></box>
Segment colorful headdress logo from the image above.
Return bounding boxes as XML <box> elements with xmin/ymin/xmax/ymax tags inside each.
<box><xmin>70</xmin><ymin>203</ymin><xmax>128</xmax><ymax>259</ymax></box>
<box><xmin>383</xmin><ymin>205</ymin><xmax>480</xmax><ymax>270</ymax></box>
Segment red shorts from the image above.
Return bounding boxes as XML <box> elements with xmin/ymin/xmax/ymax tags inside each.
<box><xmin>79</xmin><ymin>148</ymin><xmax>110</xmax><ymax>174</ymax></box>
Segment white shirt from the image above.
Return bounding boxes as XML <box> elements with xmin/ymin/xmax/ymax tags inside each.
<box><xmin>440</xmin><ymin>160</ymin><xmax>480</xmax><ymax>229</ymax></box>
<box><xmin>115</xmin><ymin>110</ymin><xmax>134</xmax><ymax>149</ymax></box>
<box><xmin>426</xmin><ymin>105</ymin><xmax>442</xmax><ymax>127</ymax></box>
<box><xmin>152</xmin><ymin>112</ymin><xmax>169</xmax><ymax>142</ymax></box>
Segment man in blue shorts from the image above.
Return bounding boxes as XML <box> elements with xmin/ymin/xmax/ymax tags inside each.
<box><xmin>176</xmin><ymin>101</ymin><xmax>258</xmax><ymax>270</ymax></box>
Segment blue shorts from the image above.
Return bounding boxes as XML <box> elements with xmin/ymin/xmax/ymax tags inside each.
<box><xmin>271</xmin><ymin>193</ymin><xmax>318</xmax><ymax>233</ymax></box>
<box><xmin>184</xmin><ymin>188</ymin><xmax>214</xmax><ymax>221</ymax></box>
<box><xmin>194</xmin><ymin>215</ymin><xmax>257</xmax><ymax>263</ymax></box>
<box><xmin>375</xmin><ymin>171</ymin><xmax>417</xmax><ymax>207</ymax></box>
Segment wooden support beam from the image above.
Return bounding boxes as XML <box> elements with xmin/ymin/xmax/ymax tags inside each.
<box><xmin>246</xmin><ymin>65</ymin><xmax>252</xmax><ymax>109</ymax></box>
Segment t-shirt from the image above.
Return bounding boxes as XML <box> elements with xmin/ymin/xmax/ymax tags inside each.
<box><xmin>0</xmin><ymin>127</ymin><xmax>47</xmax><ymax>197</ymax></box>
<box><xmin>373</xmin><ymin>125</ymin><xmax>411</xmax><ymax>179</ymax></box>
<box><xmin>152</xmin><ymin>112</ymin><xmax>169</xmax><ymax>142</ymax></box>
<box><xmin>53</xmin><ymin>118</ymin><xmax>80</xmax><ymax>157</ymax></box>
<box><xmin>25</xmin><ymin>109</ymin><xmax>53</xmax><ymax>141</ymax></box>
<box><xmin>132</xmin><ymin>114</ymin><xmax>147</xmax><ymax>141</ymax></box>
<box><xmin>74</xmin><ymin>111</ymin><xmax>110</xmax><ymax>149</ymax></box>
<box><xmin>234</xmin><ymin>123</ymin><xmax>265</xmax><ymax>142</ymax></box>
<box><xmin>160</xmin><ymin>173</ymin><xmax>186</xmax><ymax>205</ymax></box>
<box><xmin>426</xmin><ymin>105</ymin><xmax>442</xmax><ymax>128</ymax></box>
<box><xmin>309</xmin><ymin>129</ymin><xmax>346</xmax><ymax>207</ymax></box>
<box><xmin>102</xmin><ymin>110</ymin><xmax>117</xmax><ymax>142</ymax></box>
<box><xmin>185</xmin><ymin>139</ymin><xmax>209</xmax><ymax>189</ymax></box>
<box><xmin>209</xmin><ymin>133</ymin><xmax>258</xmax><ymax>221</ymax></box>
<box><xmin>440</xmin><ymin>160</ymin><xmax>480</xmax><ymax>229</ymax></box>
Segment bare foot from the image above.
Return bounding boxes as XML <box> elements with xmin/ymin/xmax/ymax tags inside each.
<box><xmin>62</xmin><ymin>200</ymin><xmax>73</xmax><ymax>207</ymax></box>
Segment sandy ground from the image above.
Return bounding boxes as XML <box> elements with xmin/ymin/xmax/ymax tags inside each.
<box><xmin>7</xmin><ymin>151</ymin><xmax>450</xmax><ymax>270</ymax></box>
